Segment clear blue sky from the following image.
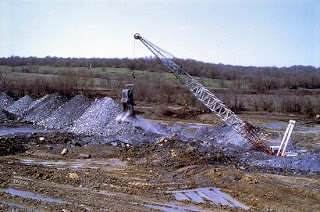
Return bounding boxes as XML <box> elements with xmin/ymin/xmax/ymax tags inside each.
<box><xmin>1</xmin><ymin>0</ymin><xmax>319</xmax><ymax>67</ymax></box>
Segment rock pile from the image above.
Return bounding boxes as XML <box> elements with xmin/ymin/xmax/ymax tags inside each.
<box><xmin>5</xmin><ymin>95</ymin><xmax>33</xmax><ymax>118</ymax></box>
<box><xmin>0</xmin><ymin>93</ymin><xmax>15</xmax><ymax>109</ymax></box>
<box><xmin>39</xmin><ymin>94</ymin><xmax>91</xmax><ymax>129</ymax></box>
<box><xmin>23</xmin><ymin>93</ymin><xmax>67</xmax><ymax>123</ymax></box>
<box><xmin>0</xmin><ymin>93</ymin><xmax>15</xmax><ymax>120</ymax></box>
<box><xmin>69</xmin><ymin>97</ymin><xmax>163</xmax><ymax>143</ymax></box>
<box><xmin>1</xmin><ymin>93</ymin><xmax>162</xmax><ymax>143</ymax></box>
<box><xmin>70</xmin><ymin>97</ymin><xmax>122</xmax><ymax>135</ymax></box>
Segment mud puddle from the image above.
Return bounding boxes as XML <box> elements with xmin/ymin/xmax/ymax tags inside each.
<box><xmin>21</xmin><ymin>159</ymin><xmax>67</xmax><ymax>167</ymax></box>
<box><xmin>261</xmin><ymin>123</ymin><xmax>320</xmax><ymax>134</ymax></box>
<box><xmin>20</xmin><ymin>158</ymin><xmax>127</xmax><ymax>171</ymax></box>
<box><xmin>171</xmin><ymin>187</ymin><xmax>249</xmax><ymax>210</ymax></box>
<box><xmin>147</xmin><ymin>202</ymin><xmax>208</xmax><ymax>212</ymax></box>
<box><xmin>0</xmin><ymin>188</ymin><xmax>67</xmax><ymax>204</ymax></box>
<box><xmin>0</xmin><ymin>127</ymin><xmax>55</xmax><ymax>136</ymax></box>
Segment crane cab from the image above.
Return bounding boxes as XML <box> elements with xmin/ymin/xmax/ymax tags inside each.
<box><xmin>121</xmin><ymin>84</ymin><xmax>135</xmax><ymax>117</ymax></box>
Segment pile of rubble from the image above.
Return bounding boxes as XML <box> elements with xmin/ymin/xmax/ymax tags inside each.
<box><xmin>1</xmin><ymin>93</ymin><xmax>162</xmax><ymax>144</ymax></box>
<box><xmin>39</xmin><ymin>94</ymin><xmax>90</xmax><ymax>129</ymax></box>
<box><xmin>5</xmin><ymin>95</ymin><xmax>33</xmax><ymax>119</ymax></box>
<box><xmin>70</xmin><ymin>97</ymin><xmax>121</xmax><ymax>135</ymax></box>
<box><xmin>0</xmin><ymin>93</ymin><xmax>15</xmax><ymax>120</ymax></box>
<box><xmin>23</xmin><ymin>93</ymin><xmax>67</xmax><ymax>123</ymax></box>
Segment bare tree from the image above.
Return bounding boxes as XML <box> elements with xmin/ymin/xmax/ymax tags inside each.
<box><xmin>0</xmin><ymin>69</ymin><xmax>16</xmax><ymax>92</ymax></box>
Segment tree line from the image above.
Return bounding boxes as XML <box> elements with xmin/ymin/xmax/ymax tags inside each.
<box><xmin>1</xmin><ymin>56</ymin><xmax>320</xmax><ymax>117</ymax></box>
<box><xmin>1</xmin><ymin>56</ymin><xmax>320</xmax><ymax>91</ymax></box>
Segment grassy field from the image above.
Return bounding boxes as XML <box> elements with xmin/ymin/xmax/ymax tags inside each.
<box><xmin>1</xmin><ymin>65</ymin><xmax>320</xmax><ymax>119</ymax></box>
<box><xmin>2</xmin><ymin>65</ymin><xmax>231</xmax><ymax>92</ymax></box>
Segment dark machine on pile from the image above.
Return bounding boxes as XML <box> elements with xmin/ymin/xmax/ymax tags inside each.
<box><xmin>121</xmin><ymin>84</ymin><xmax>135</xmax><ymax>117</ymax></box>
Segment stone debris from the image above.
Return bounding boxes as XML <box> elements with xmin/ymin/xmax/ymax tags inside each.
<box><xmin>5</xmin><ymin>95</ymin><xmax>33</xmax><ymax>118</ymax></box>
<box><xmin>70</xmin><ymin>97</ymin><xmax>122</xmax><ymax>135</ymax></box>
<box><xmin>68</xmin><ymin>97</ymin><xmax>162</xmax><ymax>144</ymax></box>
<box><xmin>39</xmin><ymin>94</ymin><xmax>91</xmax><ymax>129</ymax></box>
<box><xmin>0</xmin><ymin>111</ymin><xmax>7</xmax><ymax>121</ymax></box>
<box><xmin>67</xmin><ymin>172</ymin><xmax>79</xmax><ymax>180</ymax></box>
<box><xmin>0</xmin><ymin>93</ymin><xmax>15</xmax><ymax>109</ymax></box>
<box><xmin>61</xmin><ymin>148</ymin><xmax>68</xmax><ymax>155</ymax></box>
<box><xmin>1</xmin><ymin>92</ymin><xmax>319</xmax><ymax>173</ymax></box>
<box><xmin>79</xmin><ymin>153</ymin><xmax>91</xmax><ymax>159</ymax></box>
<box><xmin>0</xmin><ymin>93</ymin><xmax>15</xmax><ymax>120</ymax></box>
<box><xmin>23</xmin><ymin>93</ymin><xmax>67</xmax><ymax>123</ymax></box>
<box><xmin>315</xmin><ymin>114</ymin><xmax>320</xmax><ymax>124</ymax></box>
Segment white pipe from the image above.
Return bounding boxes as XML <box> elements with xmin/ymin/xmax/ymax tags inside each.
<box><xmin>277</xmin><ymin>122</ymin><xmax>291</xmax><ymax>156</ymax></box>
<box><xmin>281</xmin><ymin>120</ymin><xmax>296</xmax><ymax>156</ymax></box>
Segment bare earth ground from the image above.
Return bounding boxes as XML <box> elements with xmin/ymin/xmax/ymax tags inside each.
<box><xmin>0</xmin><ymin>110</ymin><xmax>320</xmax><ymax>212</ymax></box>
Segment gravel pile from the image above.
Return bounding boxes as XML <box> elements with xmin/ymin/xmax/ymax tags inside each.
<box><xmin>23</xmin><ymin>93</ymin><xmax>67</xmax><ymax>123</ymax></box>
<box><xmin>0</xmin><ymin>93</ymin><xmax>15</xmax><ymax>109</ymax></box>
<box><xmin>5</xmin><ymin>95</ymin><xmax>33</xmax><ymax>118</ymax></box>
<box><xmin>39</xmin><ymin>94</ymin><xmax>91</xmax><ymax>129</ymax></box>
<box><xmin>70</xmin><ymin>97</ymin><xmax>122</xmax><ymax>135</ymax></box>
<box><xmin>0</xmin><ymin>93</ymin><xmax>15</xmax><ymax>120</ymax></box>
<box><xmin>244</xmin><ymin>152</ymin><xmax>320</xmax><ymax>172</ymax></box>
<box><xmin>70</xmin><ymin>97</ymin><xmax>162</xmax><ymax>143</ymax></box>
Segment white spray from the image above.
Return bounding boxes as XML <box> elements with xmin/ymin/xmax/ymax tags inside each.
<box><xmin>116</xmin><ymin>112</ymin><xmax>162</xmax><ymax>134</ymax></box>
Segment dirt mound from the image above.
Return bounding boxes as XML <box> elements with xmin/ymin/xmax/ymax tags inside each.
<box><xmin>5</xmin><ymin>95</ymin><xmax>33</xmax><ymax>118</ymax></box>
<box><xmin>120</xmin><ymin>137</ymin><xmax>231</xmax><ymax>169</ymax></box>
<box><xmin>23</xmin><ymin>93</ymin><xmax>67</xmax><ymax>123</ymax></box>
<box><xmin>0</xmin><ymin>136</ymin><xmax>28</xmax><ymax>156</ymax></box>
<box><xmin>39</xmin><ymin>94</ymin><xmax>91</xmax><ymax>129</ymax></box>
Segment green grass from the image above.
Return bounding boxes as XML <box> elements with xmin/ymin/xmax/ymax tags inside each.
<box><xmin>0</xmin><ymin>65</ymin><xmax>234</xmax><ymax>90</ymax></box>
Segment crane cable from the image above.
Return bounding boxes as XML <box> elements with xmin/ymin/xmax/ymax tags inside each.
<box><xmin>133</xmin><ymin>37</ymin><xmax>136</xmax><ymax>59</ymax></box>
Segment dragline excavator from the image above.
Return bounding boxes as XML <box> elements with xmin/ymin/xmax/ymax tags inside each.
<box><xmin>134</xmin><ymin>33</ymin><xmax>297</xmax><ymax>156</ymax></box>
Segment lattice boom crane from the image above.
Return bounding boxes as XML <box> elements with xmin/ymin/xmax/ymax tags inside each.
<box><xmin>134</xmin><ymin>33</ymin><xmax>274</xmax><ymax>155</ymax></box>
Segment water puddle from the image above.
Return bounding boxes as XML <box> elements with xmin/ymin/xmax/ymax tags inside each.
<box><xmin>0</xmin><ymin>188</ymin><xmax>67</xmax><ymax>204</ymax></box>
<box><xmin>21</xmin><ymin>159</ymin><xmax>66</xmax><ymax>167</ymax></box>
<box><xmin>171</xmin><ymin>187</ymin><xmax>249</xmax><ymax>210</ymax></box>
<box><xmin>262</xmin><ymin>123</ymin><xmax>320</xmax><ymax>134</ymax></box>
<box><xmin>147</xmin><ymin>202</ymin><xmax>207</xmax><ymax>212</ymax></box>
<box><xmin>0</xmin><ymin>127</ymin><xmax>54</xmax><ymax>136</ymax></box>
<box><xmin>20</xmin><ymin>158</ymin><xmax>126</xmax><ymax>171</ymax></box>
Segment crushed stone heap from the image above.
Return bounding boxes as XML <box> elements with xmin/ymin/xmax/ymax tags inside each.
<box><xmin>0</xmin><ymin>93</ymin><xmax>15</xmax><ymax>109</ymax></box>
<box><xmin>70</xmin><ymin>97</ymin><xmax>162</xmax><ymax>144</ymax></box>
<box><xmin>70</xmin><ymin>97</ymin><xmax>122</xmax><ymax>135</ymax></box>
<box><xmin>22</xmin><ymin>93</ymin><xmax>67</xmax><ymax>124</ymax></box>
<box><xmin>5</xmin><ymin>95</ymin><xmax>33</xmax><ymax>118</ymax></box>
<box><xmin>39</xmin><ymin>94</ymin><xmax>91</xmax><ymax>129</ymax></box>
<box><xmin>0</xmin><ymin>93</ymin><xmax>15</xmax><ymax>120</ymax></box>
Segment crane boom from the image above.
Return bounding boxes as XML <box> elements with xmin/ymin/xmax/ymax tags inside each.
<box><xmin>134</xmin><ymin>33</ymin><xmax>273</xmax><ymax>155</ymax></box>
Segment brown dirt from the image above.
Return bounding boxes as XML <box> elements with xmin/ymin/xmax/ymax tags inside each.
<box><xmin>0</xmin><ymin>132</ymin><xmax>319</xmax><ymax>212</ymax></box>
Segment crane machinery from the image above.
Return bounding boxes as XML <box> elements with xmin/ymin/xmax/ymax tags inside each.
<box><xmin>134</xmin><ymin>33</ymin><xmax>284</xmax><ymax>155</ymax></box>
<box><xmin>121</xmin><ymin>84</ymin><xmax>135</xmax><ymax>116</ymax></box>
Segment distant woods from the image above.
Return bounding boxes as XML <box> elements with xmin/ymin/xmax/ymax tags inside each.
<box><xmin>0</xmin><ymin>56</ymin><xmax>320</xmax><ymax>117</ymax></box>
<box><xmin>1</xmin><ymin>56</ymin><xmax>320</xmax><ymax>91</ymax></box>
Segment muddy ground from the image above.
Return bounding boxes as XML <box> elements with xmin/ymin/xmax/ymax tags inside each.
<box><xmin>0</xmin><ymin>117</ymin><xmax>320</xmax><ymax>212</ymax></box>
